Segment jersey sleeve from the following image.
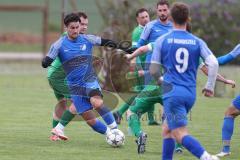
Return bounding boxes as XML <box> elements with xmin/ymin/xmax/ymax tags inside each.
<box><xmin>82</xmin><ymin>34</ymin><xmax>101</xmax><ymax>45</ymax></box>
<box><xmin>46</xmin><ymin>37</ymin><xmax>64</xmax><ymax>60</ymax></box>
<box><xmin>151</xmin><ymin>38</ymin><xmax>164</xmax><ymax>64</ymax></box>
<box><xmin>198</xmin><ymin>38</ymin><xmax>214</xmax><ymax>60</ymax></box>
<box><xmin>140</xmin><ymin>23</ymin><xmax>152</xmax><ymax>41</ymax></box>
<box><xmin>147</xmin><ymin>42</ymin><xmax>154</xmax><ymax>52</ymax></box>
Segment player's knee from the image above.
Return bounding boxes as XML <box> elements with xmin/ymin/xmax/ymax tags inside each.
<box><xmin>224</xmin><ymin>106</ymin><xmax>240</xmax><ymax>117</ymax></box>
<box><xmin>69</xmin><ymin>103</ymin><xmax>77</xmax><ymax>114</ymax></box>
<box><xmin>86</xmin><ymin>118</ymin><xmax>97</xmax><ymax>126</ymax></box>
<box><xmin>126</xmin><ymin>109</ymin><xmax>134</xmax><ymax>120</ymax></box>
<box><xmin>90</xmin><ymin>96</ymin><xmax>104</xmax><ymax>109</ymax></box>
<box><xmin>161</xmin><ymin>123</ymin><xmax>171</xmax><ymax>138</ymax></box>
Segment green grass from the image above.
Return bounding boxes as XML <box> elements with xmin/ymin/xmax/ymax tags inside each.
<box><xmin>0</xmin><ymin>62</ymin><xmax>240</xmax><ymax>160</ymax></box>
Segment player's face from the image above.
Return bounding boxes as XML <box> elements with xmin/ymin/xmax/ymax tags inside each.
<box><xmin>66</xmin><ymin>21</ymin><xmax>80</xmax><ymax>40</ymax></box>
<box><xmin>157</xmin><ymin>4</ymin><xmax>169</xmax><ymax>22</ymax></box>
<box><xmin>137</xmin><ymin>11</ymin><xmax>150</xmax><ymax>26</ymax></box>
<box><xmin>79</xmin><ymin>17</ymin><xmax>88</xmax><ymax>34</ymax></box>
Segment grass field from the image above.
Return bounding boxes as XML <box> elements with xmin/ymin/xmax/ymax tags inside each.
<box><xmin>0</xmin><ymin>62</ymin><xmax>240</xmax><ymax>160</ymax></box>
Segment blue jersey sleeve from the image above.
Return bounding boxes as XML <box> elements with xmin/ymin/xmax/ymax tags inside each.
<box><xmin>46</xmin><ymin>37</ymin><xmax>64</xmax><ymax>60</ymax></box>
<box><xmin>140</xmin><ymin>23</ymin><xmax>152</xmax><ymax>41</ymax></box>
<box><xmin>82</xmin><ymin>34</ymin><xmax>101</xmax><ymax>45</ymax></box>
<box><xmin>151</xmin><ymin>38</ymin><xmax>164</xmax><ymax>64</ymax></box>
<box><xmin>198</xmin><ymin>38</ymin><xmax>214</xmax><ymax>60</ymax></box>
<box><xmin>217</xmin><ymin>43</ymin><xmax>240</xmax><ymax>65</ymax></box>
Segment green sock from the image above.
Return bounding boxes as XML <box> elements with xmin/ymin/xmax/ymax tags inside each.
<box><xmin>52</xmin><ymin>119</ymin><xmax>59</xmax><ymax>128</ymax></box>
<box><xmin>147</xmin><ymin>105</ymin><xmax>155</xmax><ymax>122</ymax></box>
<box><xmin>176</xmin><ymin>143</ymin><xmax>183</xmax><ymax>148</ymax></box>
<box><xmin>118</xmin><ymin>95</ymin><xmax>137</xmax><ymax>116</ymax></box>
<box><xmin>128</xmin><ymin>114</ymin><xmax>141</xmax><ymax>137</ymax></box>
<box><xmin>59</xmin><ymin>110</ymin><xmax>75</xmax><ymax>126</ymax></box>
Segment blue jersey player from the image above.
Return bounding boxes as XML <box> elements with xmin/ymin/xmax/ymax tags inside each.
<box><xmin>42</xmin><ymin>13</ymin><xmax>120</xmax><ymax>140</ymax></box>
<box><xmin>150</xmin><ymin>2</ymin><xmax>220</xmax><ymax>160</ymax></box>
<box><xmin>215</xmin><ymin>44</ymin><xmax>240</xmax><ymax>157</ymax></box>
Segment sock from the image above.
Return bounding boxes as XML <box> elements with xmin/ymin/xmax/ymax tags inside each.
<box><xmin>59</xmin><ymin>110</ymin><xmax>75</xmax><ymax>127</ymax></box>
<box><xmin>147</xmin><ymin>105</ymin><xmax>155</xmax><ymax>122</ymax></box>
<box><xmin>182</xmin><ymin>135</ymin><xmax>205</xmax><ymax>159</ymax></box>
<box><xmin>128</xmin><ymin>114</ymin><xmax>141</xmax><ymax>137</ymax></box>
<box><xmin>222</xmin><ymin>117</ymin><xmax>234</xmax><ymax>153</ymax></box>
<box><xmin>91</xmin><ymin>119</ymin><xmax>107</xmax><ymax>134</ymax></box>
<box><xmin>52</xmin><ymin>119</ymin><xmax>59</xmax><ymax>128</ymax></box>
<box><xmin>55</xmin><ymin>122</ymin><xmax>65</xmax><ymax>130</ymax></box>
<box><xmin>97</xmin><ymin>106</ymin><xmax>117</xmax><ymax>129</ymax></box>
<box><xmin>118</xmin><ymin>95</ymin><xmax>136</xmax><ymax>116</ymax></box>
<box><xmin>162</xmin><ymin>138</ymin><xmax>175</xmax><ymax>160</ymax></box>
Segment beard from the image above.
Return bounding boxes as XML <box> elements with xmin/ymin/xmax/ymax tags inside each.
<box><xmin>159</xmin><ymin>15</ymin><xmax>168</xmax><ymax>22</ymax></box>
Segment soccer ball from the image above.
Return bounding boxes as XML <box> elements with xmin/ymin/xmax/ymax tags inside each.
<box><xmin>106</xmin><ymin>129</ymin><xmax>125</xmax><ymax>147</ymax></box>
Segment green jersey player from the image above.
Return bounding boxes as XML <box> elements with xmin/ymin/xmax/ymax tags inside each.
<box><xmin>113</xmin><ymin>8</ymin><xmax>159</xmax><ymax>126</ymax></box>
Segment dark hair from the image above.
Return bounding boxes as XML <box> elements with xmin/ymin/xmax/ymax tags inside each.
<box><xmin>135</xmin><ymin>8</ymin><xmax>148</xmax><ymax>17</ymax></box>
<box><xmin>64</xmin><ymin>13</ymin><xmax>80</xmax><ymax>26</ymax></box>
<box><xmin>77</xmin><ymin>12</ymin><xmax>88</xmax><ymax>19</ymax></box>
<box><xmin>170</xmin><ymin>2</ymin><xmax>189</xmax><ymax>25</ymax></box>
<box><xmin>157</xmin><ymin>0</ymin><xmax>169</xmax><ymax>7</ymax></box>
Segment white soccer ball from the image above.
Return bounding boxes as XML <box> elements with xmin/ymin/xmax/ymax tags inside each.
<box><xmin>106</xmin><ymin>129</ymin><xmax>125</xmax><ymax>147</ymax></box>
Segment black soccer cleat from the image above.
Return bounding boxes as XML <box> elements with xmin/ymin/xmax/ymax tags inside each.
<box><xmin>113</xmin><ymin>111</ymin><xmax>122</xmax><ymax>125</ymax></box>
<box><xmin>136</xmin><ymin>132</ymin><xmax>147</xmax><ymax>154</ymax></box>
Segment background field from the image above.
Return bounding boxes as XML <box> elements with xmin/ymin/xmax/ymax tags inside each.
<box><xmin>0</xmin><ymin>62</ymin><xmax>240</xmax><ymax>160</ymax></box>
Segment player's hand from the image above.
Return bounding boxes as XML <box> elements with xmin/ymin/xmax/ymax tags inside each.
<box><xmin>225</xmin><ymin>79</ymin><xmax>236</xmax><ymax>88</ymax></box>
<box><xmin>138</xmin><ymin>70</ymin><xmax>145</xmax><ymax>77</ymax></box>
<box><xmin>202</xmin><ymin>88</ymin><xmax>214</xmax><ymax>97</ymax></box>
<box><xmin>124</xmin><ymin>54</ymin><xmax>134</xmax><ymax>61</ymax></box>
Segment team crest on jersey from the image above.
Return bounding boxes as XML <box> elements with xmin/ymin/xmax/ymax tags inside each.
<box><xmin>80</xmin><ymin>44</ymin><xmax>87</xmax><ymax>51</ymax></box>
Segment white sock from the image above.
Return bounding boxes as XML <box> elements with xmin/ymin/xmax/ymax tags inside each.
<box><xmin>108</xmin><ymin>121</ymin><xmax>117</xmax><ymax>129</ymax></box>
<box><xmin>55</xmin><ymin>123</ymin><xmax>65</xmax><ymax>131</ymax></box>
<box><xmin>105</xmin><ymin>127</ymin><xmax>111</xmax><ymax>136</ymax></box>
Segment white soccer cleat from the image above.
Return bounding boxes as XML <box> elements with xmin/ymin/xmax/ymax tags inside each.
<box><xmin>216</xmin><ymin>151</ymin><xmax>230</xmax><ymax>157</ymax></box>
<box><xmin>51</xmin><ymin>128</ymin><xmax>68</xmax><ymax>141</ymax></box>
<box><xmin>210</xmin><ymin>155</ymin><xmax>220</xmax><ymax>160</ymax></box>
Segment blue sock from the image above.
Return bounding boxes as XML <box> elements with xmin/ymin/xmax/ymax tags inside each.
<box><xmin>162</xmin><ymin>138</ymin><xmax>175</xmax><ymax>160</ymax></box>
<box><xmin>97</xmin><ymin>106</ymin><xmax>117</xmax><ymax>129</ymax></box>
<box><xmin>222</xmin><ymin>117</ymin><xmax>234</xmax><ymax>153</ymax></box>
<box><xmin>91</xmin><ymin>119</ymin><xmax>107</xmax><ymax>134</ymax></box>
<box><xmin>182</xmin><ymin>135</ymin><xmax>205</xmax><ymax>159</ymax></box>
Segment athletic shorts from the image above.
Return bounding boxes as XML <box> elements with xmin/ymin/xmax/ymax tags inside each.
<box><xmin>47</xmin><ymin>68</ymin><xmax>70</xmax><ymax>100</ymax></box>
<box><xmin>163</xmin><ymin>95</ymin><xmax>195</xmax><ymax>130</ymax></box>
<box><xmin>232</xmin><ymin>94</ymin><xmax>240</xmax><ymax>110</ymax></box>
<box><xmin>130</xmin><ymin>85</ymin><xmax>163</xmax><ymax>114</ymax></box>
<box><xmin>69</xmin><ymin>81</ymin><xmax>102</xmax><ymax>114</ymax></box>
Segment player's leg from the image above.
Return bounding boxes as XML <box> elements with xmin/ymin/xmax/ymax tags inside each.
<box><xmin>147</xmin><ymin>105</ymin><xmax>159</xmax><ymax>125</ymax></box>
<box><xmin>58</xmin><ymin>102</ymin><xmax>76</xmax><ymax>128</ymax></box>
<box><xmin>90</xmin><ymin>91</ymin><xmax>117</xmax><ymax>130</ymax></box>
<box><xmin>216</xmin><ymin>95</ymin><xmax>240</xmax><ymax>157</ymax></box>
<box><xmin>113</xmin><ymin>95</ymin><xmax>137</xmax><ymax>124</ymax></box>
<box><xmin>164</xmin><ymin>96</ymin><xmax>219</xmax><ymax>160</ymax></box>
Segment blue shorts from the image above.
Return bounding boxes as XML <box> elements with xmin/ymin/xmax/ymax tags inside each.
<box><xmin>69</xmin><ymin>81</ymin><xmax>102</xmax><ymax>114</ymax></box>
<box><xmin>163</xmin><ymin>95</ymin><xmax>195</xmax><ymax>130</ymax></box>
<box><xmin>232</xmin><ymin>95</ymin><xmax>240</xmax><ymax>110</ymax></box>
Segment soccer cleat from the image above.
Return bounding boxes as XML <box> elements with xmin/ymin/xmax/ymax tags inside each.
<box><xmin>49</xmin><ymin>135</ymin><xmax>60</xmax><ymax>141</ymax></box>
<box><xmin>51</xmin><ymin>128</ymin><xmax>68</xmax><ymax>141</ymax></box>
<box><xmin>175</xmin><ymin>147</ymin><xmax>183</xmax><ymax>154</ymax></box>
<box><xmin>113</xmin><ymin>111</ymin><xmax>122</xmax><ymax>125</ymax></box>
<box><xmin>136</xmin><ymin>132</ymin><xmax>147</xmax><ymax>154</ymax></box>
<box><xmin>210</xmin><ymin>155</ymin><xmax>220</xmax><ymax>160</ymax></box>
<box><xmin>216</xmin><ymin>151</ymin><xmax>230</xmax><ymax>157</ymax></box>
<box><xmin>148</xmin><ymin>120</ymin><xmax>160</xmax><ymax>126</ymax></box>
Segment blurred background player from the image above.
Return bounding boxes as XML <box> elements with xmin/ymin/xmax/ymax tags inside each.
<box><xmin>150</xmin><ymin>2</ymin><xmax>220</xmax><ymax>159</ymax></box>
<box><xmin>113</xmin><ymin>7</ymin><xmax>159</xmax><ymax>126</ymax></box>
<box><xmin>215</xmin><ymin>44</ymin><xmax>240</xmax><ymax>157</ymax></box>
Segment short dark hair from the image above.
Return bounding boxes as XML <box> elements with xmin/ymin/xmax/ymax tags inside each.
<box><xmin>77</xmin><ymin>12</ymin><xmax>88</xmax><ymax>19</ymax></box>
<box><xmin>64</xmin><ymin>13</ymin><xmax>80</xmax><ymax>26</ymax></box>
<box><xmin>170</xmin><ymin>2</ymin><xmax>189</xmax><ymax>25</ymax></box>
<box><xmin>136</xmin><ymin>8</ymin><xmax>148</xmax><ymax>17</ymax></box>
<box><xmin>157</xmin><ymin>0</ymin><xmax>169</xmax><ymax>7</ymax></box>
